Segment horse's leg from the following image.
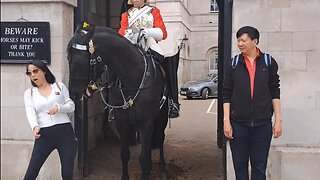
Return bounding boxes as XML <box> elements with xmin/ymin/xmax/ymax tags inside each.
<box><xmin>159</xmin><ymin>143</ymin><xmax>169</xmax><ymax>180</ymax></box>
<box><xmin>117</xmin><ymin>120</ymin><xmax>131</xmax><ymax>180</ymax></box>
<box><xmin>153</xmin><ymin>102</ymin><xmax>169</xmax><ymax>180</ymax></box>
<box><xmin>139</xmin><ymin>122</ymin><xmax>154</xmax><ymax>180</ymax></box>
<box><xmin>120</xmin><ymin>140</ymin><xmax>130</xmax><ymax>180</ymax></box>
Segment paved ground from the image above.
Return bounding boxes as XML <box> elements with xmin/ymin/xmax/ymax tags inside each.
<box><xmin>81</xmin><ymin>97</ymin><xmax>223</xmax><ymax>180</ymax></box>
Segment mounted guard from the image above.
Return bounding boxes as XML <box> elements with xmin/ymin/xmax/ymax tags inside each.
<box><xmin>119</xmin><ymin>0</ymin><xmax>180</xmax><ymax>119</ymax></box>
<box><xmin>67</xmin><ymin>20</ymin><xmax>172</xmax><ymax>179</ymax></box>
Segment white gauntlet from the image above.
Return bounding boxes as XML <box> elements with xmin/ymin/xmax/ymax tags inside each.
<box><xmin>124</xmin><ymin>29</ymin><xmax>134</xmax><ymax>39</ymax></box>
<box><xmin>143</xmin><ymin>28</ymin><xmax>163</xmax><ymax>41</ymax></box>
<box><xmin>124</xmin><ymin>29</ymin><xmax>137</xmax><ymax>43</ymax></box>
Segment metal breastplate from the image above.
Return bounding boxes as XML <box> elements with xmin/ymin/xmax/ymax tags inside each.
<box><xmin>128</xmin><ymin>6</ymin><xmax>154</xmax><ymax>33</ymax></box>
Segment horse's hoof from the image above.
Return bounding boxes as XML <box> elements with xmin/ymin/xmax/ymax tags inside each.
<box><xmin>121</xmin><ymin>175</ymin><xmax>129</xmax><ymax>180</ymax></box>
<box><xmin>160</xmin><ymin>172</ymin><xmax>169</xmax><ymax>180</ymax></box>
<box><xmin>141</xmin><ymin>174</ymin><xmax>151</xmax><ymax>180</ymax></box>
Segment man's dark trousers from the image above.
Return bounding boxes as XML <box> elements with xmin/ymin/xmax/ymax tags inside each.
<box><xmin>229</xmin><ymin>121</ymin><xmax>273</xmax><ymax>180</ymax></box>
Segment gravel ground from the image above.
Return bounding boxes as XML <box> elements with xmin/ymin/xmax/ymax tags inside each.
<box><xmin>81</xmin><ymin>97</ymin><xmax>224</xmax><ymax>180</ymax></box>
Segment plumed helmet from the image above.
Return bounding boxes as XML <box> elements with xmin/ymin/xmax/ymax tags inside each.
<box><xmin>128</xmin><ymin>0</ymin><xmax>147</xmax><ymax>5</ymax></box>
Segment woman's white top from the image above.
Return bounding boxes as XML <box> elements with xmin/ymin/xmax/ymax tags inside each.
<box><xmin>24</xmin><ymin>82</ymin><xmax>75</xmax><ymax>130</ymax></box>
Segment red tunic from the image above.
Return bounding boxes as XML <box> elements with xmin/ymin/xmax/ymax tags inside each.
<box><xmin>118</xmin><ymin>7</ymin><xmax>167</xmax><ymax>40</ymax></box>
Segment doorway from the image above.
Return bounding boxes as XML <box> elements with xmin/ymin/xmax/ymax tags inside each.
<box><xmin>72</xmin><ymin>0</ymin><xmax>127</xmax><ymax>177</ymax></box>
<box><xmin>71</xmin><ymin>0</ymin><xmax>233</xmax><ymax>179</ymax></box>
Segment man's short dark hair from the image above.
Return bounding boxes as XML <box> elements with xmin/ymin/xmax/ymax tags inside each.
<box><xmin>236</xmin><ymin>26</ymin><xmax>260</xmax><ymax>44</ymax></box>
<box><xmin>26</xmin><ymin>60</ymin><xmax>56</xmax><ymax>87</ymax></box>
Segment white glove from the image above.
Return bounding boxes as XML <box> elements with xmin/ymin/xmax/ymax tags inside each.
<box><xmin>140</xmin><ymin>29</ymin><xmax>149</xmax><ymax>39</ymax></box>
<box><xmin>142</xmin><ymin>28</ymin><xmax>163</xmax><ymax>41</ymax></box>
<box><xmin>124</xmin><ymin>29</ymin><xmax>134</xmax><ymax>39</ymax></box>
<box><xmin>124</xmin><ymin>29</ymin><xmax>138</xmax><ymax>43</ymax></box>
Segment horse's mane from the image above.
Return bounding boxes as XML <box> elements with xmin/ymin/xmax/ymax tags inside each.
<box><xmin>67</xmin><ymin>23</ymin><xmax>138</xmax><ymax>56</ymax></box>
<box><xmin>94</xmin><ymin>27</ymin><xmax>139</xmax><ymax>52</ymax></box>
<box><xmin>95</xmin><ymin>27</ymin><xmax>121</xmax><ymax>37</ymax></box>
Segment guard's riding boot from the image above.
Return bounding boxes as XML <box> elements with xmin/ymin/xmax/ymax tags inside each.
<box><xmin>169</xmin><ymin>99</ymin><xmax>180</xmax><ymax>118</ymax></box>
<box><xmin>163</xmin><ymin>51</ymin><xmax>180</xmax><ymax>118</ymax></box>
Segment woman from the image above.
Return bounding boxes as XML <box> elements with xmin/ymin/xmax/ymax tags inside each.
<box><xmin>119</xmin><ymin>0</ymin><xmax>180</xmax><ymax>118</ymax></box>
<box><xmin>23</xmin><ymin>60</ymin><xmax>77</xmax><ymax>180</ymax></box>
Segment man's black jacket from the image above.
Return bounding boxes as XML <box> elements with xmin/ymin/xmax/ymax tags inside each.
<box><xmin>222</xmin><ymin>51</ymin><xmax>280</xmax><ymax>124</ymax></box>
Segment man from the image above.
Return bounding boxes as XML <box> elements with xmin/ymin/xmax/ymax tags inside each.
<box><xmin>223</xmin><ymin>26</ymin><xmax>282</xmax><ymax>180</ymax></box>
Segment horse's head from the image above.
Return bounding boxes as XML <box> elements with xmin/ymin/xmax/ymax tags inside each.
<box><xmin>67</xmin><ymin>21</ymin><xmax>147</xmax><ymax>98</ymax></box>
<box><xmin>67</xmin><ymin>21</ymin><xmax>97</xmax><ymax>96</ymax></box>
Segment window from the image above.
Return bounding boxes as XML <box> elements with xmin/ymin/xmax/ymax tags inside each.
<box><xmin>209</xmin><ymin>51</ymin><xmax>218</xmax><ymax>71</ymax></box>
<box><xmin>210</xmin><ymin>0</ymin><xmax>219</xmax><ymax>12</ymax></box>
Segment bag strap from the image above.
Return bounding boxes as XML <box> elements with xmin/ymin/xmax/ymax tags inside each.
<box><xmin>230</xmin><ymin>53</ymin><xmax>272</xmax><ymax>81</ymax></box>
<box><xmin>231</xmin><ymin>55</ymin><xmax>240</xmax><ymax>69</ymax></box>
<box><xmin>263</xmin><ymin>53</ymin><xmax>272</xmax><ymax>67</ymax></box>
<box><xmin>55</xmin><ymin>82</ymin><xmax>61</xmax><ymax>92</ymax></box>
<box><xmin>232</xmin><ymin>53</ymin><xmax>271</xmax><ymax>69</ymax></box>
<box><xmin>30</xmin><ymin>82</ymin><xmax>61</xmax><ymax>97</ymax></box>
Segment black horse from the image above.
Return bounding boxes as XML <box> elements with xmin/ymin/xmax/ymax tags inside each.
<box><xmin>67</xmin><ymin>22</ymin><xmax>170</xmax><ymax>180</ymax></box>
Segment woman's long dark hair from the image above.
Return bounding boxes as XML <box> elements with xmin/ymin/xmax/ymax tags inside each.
<box><xmin>26</xmin><ymin>60</ymin><xmax>56</xmax><ymax>87</ymax></box>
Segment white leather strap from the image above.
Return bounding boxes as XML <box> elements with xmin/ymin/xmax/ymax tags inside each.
<box><xmin>128</xmin><ymin>6</ymin><xmax>153</xmax><ymax>28</ymax></box>
<box><xmin>72</xmin><ymin>44</ymin><xmax>87</xmax><ymax>51</ymax></box>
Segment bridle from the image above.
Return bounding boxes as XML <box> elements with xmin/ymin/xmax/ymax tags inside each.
<box><xmin>71</xmin><ymin>37</ymin><xmax>154</xmax><ymax>110</ymax></box>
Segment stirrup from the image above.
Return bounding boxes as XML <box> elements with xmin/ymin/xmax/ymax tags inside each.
<box><xmin>169</xmin><ymin>100</ymin><xmax>180</xmax><ymax>118</ymax></box>
<box><xmin>169</xmin><ymin>107</ymin><xmax>179</xmax><ymax>118</ymax></box>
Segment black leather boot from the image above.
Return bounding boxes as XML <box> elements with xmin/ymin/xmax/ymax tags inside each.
<box><xmin>163</xmin><ymin>51</ymin><xmax>180</xmax><ymax>118</ymax></box>
<box><xmin>169</xmin><ymin>99</ymin><xmax>180</xmax><ymax>118</ymax></box>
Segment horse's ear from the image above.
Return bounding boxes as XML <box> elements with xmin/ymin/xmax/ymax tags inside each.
<box><xmin>76</xmin><ymin>21</ymin><xmax>95</xmax><ymax>37</ymax></box>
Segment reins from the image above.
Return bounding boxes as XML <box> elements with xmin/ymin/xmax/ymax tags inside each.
<box><xmin>71</xmin><ymin>36</ymin><xmax>158</xmax><ymax>110</ymax></box>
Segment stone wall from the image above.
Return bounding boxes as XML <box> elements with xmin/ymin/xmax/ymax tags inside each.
<box><xmin>1</xmin><ymin>0</ymin><xmax>76</xmax><ymax>179</ymax></box>
<box><xmin>227</xmin><ymin>0</ymin><xmax>320</xmax><ymax>179</ymax></box>
<box><xmin>156</xmin><ymin>0</ymin><xmax>218</xmax><ymax>84</ymax></box>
